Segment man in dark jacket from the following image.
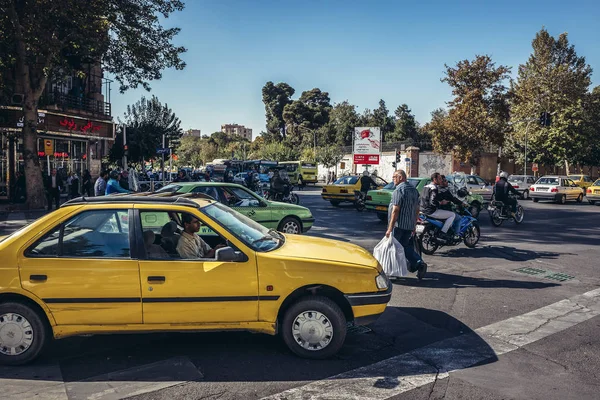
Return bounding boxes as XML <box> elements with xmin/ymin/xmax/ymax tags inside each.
<box><xmin>45</xmin><ymin>168</ymin><xmax>63</xmax><ymax>211</ymax></box>
<box><xmin>359</xmin><ymin>171</ymin><xmax>377</xmax><ymax>194</ymax></box>
<box><xmin>494</xmin><ymin>171</ymin><xmax>520</xmax><ymax>214</ymax></box>
<box><xmin>420</xmin><ymin>172</ymin><xmax>455</xmax><ymax>236</ymax></box>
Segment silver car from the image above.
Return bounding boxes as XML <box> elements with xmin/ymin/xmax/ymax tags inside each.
<box><xmin>530</xmin><ymin>176</ymin><xmax>584</xmax><ymax>204</ymax></box>
<box><xmin>233</xmin><ymin>172</ymin><xmax>247</xmax><ymax>186</ymax></box>
<box><xmin>508</xmin><ymin>175</ymin><xmax>536</xmax><ymax>200</ymax></box>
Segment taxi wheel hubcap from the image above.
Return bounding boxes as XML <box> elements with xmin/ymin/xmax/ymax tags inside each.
<box><xmin>292</xmin><ymin>310</ymin><xmax>333</xmax><ymax>351</ymax></box>
<box><xmin>282</xmin><ymin>221</ymin><xmax>300</xmax><ymax>234</ymax></box>
<box><xmin>0</xmin><ymin>313</ymin><xmax>34</xmax><ymax>356</ymax></box>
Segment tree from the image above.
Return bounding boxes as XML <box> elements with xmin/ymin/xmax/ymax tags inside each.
<box><xmin>1</xmin><ymin>0</ymin><xmax>186</xmax><ymax>208</ymax></box>
<box><xmin>391</xmin><ymin>104</ymin><xmax>419</xmax><ymax>143</ymax></box>
<box><xmin>510</xmin><ymin>29</ymin><xmax>593</xmax><ymax>170</ymax></box>
<box><xmin>262</xmin><ymin>81</ymin><xmax>295</xmax><ymax>139</ymax></box>
<box><xmin>282</xmin><ymin>88</ymin><xmax>332</xmax><ymax>149</ymax></box>
<box><xmin>372</xmin><ymin>99</ymin><xmax>395</xmax><ymax>142</ymax></box>
<box><xmin>316</xmin><ymin>145</ymin><xmax>345</xmax><ymax>169</ymax></box>
<box><xmin>329</xmin><ymin>101</ymin><xmax>360</xmax><ymax>146</ymax></box>
<box><xmin>431</xmin><ymin>55</ymin><xmax>511</xmax><ymax>165</ymax></box>
<box><xmin>251</xmin><ymin>141</ymin><xmax>299</xmax><ymax>162</ymax></box>
<box><xmin>175</xmin><ymin>136</ymin><xmax>205</xmax><ymax>168</ymax></box>
<box><xmin>109</xmin><ymin>96</ymin><xmax>183</xmax><ymax>165</ymax></box>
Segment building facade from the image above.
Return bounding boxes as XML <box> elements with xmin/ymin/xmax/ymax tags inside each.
<box><xmin>221</xmin><ymin>124</ymin><xmax>252</xmax><ymax>141</ymax></box>
<box><xmin>0</xmin><ymin>64</ymin><xmax>115</xmax><ymax>201</ymax></box>
<box><xmin>183</xmin><ymin>129</ymin><xmax>202</xmax><ymax>137</ymax></box>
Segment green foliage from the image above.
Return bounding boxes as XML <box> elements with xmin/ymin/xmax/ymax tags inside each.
<box><xmin>372</xmin><ymin>99</ymin><xmax>395</xmax><ymax>142</ymax></box>
<box><xmin>316</xmin><ymin>145</ymin><xmax>346</xmax><ymax>168</ymax></box>
<box><xmin>510</xmin><ymin>29</ymin><xmax>593</xmax><ymax>167</ymax></box>
<box><xmin>262</xmin><ymin>81</ymin><xmax>295</xmax><ymax>139</ymax></box>
<box><xmin>431</xmin><ymin>55</ymin><xmax>511</xmax><ymax>164</ymax></box>
<box><xmin>175</xmin><ymin>136</ymin><xmax>205</xmax><ymax>168</ymax></box>
<box><xmin>110</xmin><ymin>95</ymin><xmax>182</xmax><ymax>165</ymax></box>
<box><xmin>391</xmin><ymin>104</ymin><xmax>419</xmax><ymax>143</ymax></box>
<box><xmin>328</xmin><ymin>101</ymin><xmax>360</xmax><ymax>146</ymax></box>
<box><xmin>282</xmin><ymin>88</ymin><xmax>332</xmax><ymax>147</ymax></box>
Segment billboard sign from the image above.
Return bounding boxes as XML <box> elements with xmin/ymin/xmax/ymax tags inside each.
<box><xmin>353</xmin><ymin>127</ymin><xmax>381</xmax><ymax>165</ymax></box>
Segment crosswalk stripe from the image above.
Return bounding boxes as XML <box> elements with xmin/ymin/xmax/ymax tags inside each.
<box><xmin>262</xmin><ymin>288</ymin><xmax>600</xmax><ymax>400</ymax></box>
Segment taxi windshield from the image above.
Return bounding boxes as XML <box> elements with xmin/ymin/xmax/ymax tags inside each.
<box><xmin>200</xmin><ymin>202</ymin><xmax>283</xmax><ymax>252</ymax></box>
<box><xmin>155</xmin><ymin>184</ymin><xmax>182</xmax><ymax>193</ymax></box>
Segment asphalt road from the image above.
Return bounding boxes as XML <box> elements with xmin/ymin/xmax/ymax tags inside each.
<box><xmin>1</xmin><ymin>187</ymin><xmax>600</xmax><ymax>400</ymax></box>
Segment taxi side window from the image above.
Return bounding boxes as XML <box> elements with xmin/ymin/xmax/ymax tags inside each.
<box><xmin>27</xmin><ymin>210</ymin><xmax>130</xmax><ymax>258</ymax></box>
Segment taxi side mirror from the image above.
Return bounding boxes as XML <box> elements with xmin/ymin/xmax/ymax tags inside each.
<box><xmin>216</xmin><ymin>246</ymin><xmax>247</xmax><ymax>262</ymax></box>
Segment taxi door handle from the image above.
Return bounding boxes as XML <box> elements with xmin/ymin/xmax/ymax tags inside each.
<box><xmin>147</xmin><ymin>276</ymin><xmax>165</xmax><ymax>283</ymax></box>
<box><xmin>30</xmin><ymin>274</ymin><xmax>47</xmax><ymax>282</ymax></box>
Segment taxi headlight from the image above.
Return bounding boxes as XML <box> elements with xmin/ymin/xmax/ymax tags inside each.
<box><xmin>375</xmin><ymin>274</ymin><xmax>388</xmax><ymax>290</ymax></box>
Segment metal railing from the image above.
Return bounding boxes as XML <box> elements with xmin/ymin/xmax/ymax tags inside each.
<box><xmin>40</xmin><ymin>92</ymin><xmax>111</xmax><ymax>118</ymax></box>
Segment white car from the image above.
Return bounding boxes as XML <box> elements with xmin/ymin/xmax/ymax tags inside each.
<box><xmin>508</xmin><ymin>175</ymin><xmax>536</xmax><ymax>200</ymax></box>
<box><xmin>233</xmin><ymin>172</ymin><xmax>247</xmax><ymax>186</ymax></box>
<box><xmin>530</xmin><ymin>176</ymin><xmax>584</xmax><ymax>204</ymax></box>
<box><xmin>448</xmin><ymin>173</ymin><xmax>493</xmax><ymax>201</ymax></box>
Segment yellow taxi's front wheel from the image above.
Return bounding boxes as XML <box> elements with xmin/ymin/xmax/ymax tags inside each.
<box><xmin>0</xmin><ymin>302</ymin><xmax>49</xmax><ymax>365</ymax></box>
<box><xmin>281</xmin><ymin>296</ymin><xmax>347</xmax><ymax>359</ymax></box>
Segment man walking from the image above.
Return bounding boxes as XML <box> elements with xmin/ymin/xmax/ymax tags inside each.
<box><xmin>385</xmin><ymin>169</ymin><xmax>427</xmax><ymax>278</ymax></box>
<box><xmin>45</xmin><ymin>168</ymin><xmax>63</xmax><ymax>211</ymax></box>
<box><xmin>94</xmin><ymin>171</ymin><xmax>108</xmax><ymax>196</ymax></box>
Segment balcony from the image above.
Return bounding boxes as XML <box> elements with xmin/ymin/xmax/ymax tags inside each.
<box><xmin>40</xmin><ymin>91</ymin><xmax>112</xmax><ymax>119</ymax></box>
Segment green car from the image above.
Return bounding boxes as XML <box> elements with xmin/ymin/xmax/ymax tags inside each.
<box><xmin>155</xmin><ymin>182</ymin><xmax>314</xmax><ymax>234</ymax></box>
<box><xmin>365</xmin><ymin>177</ymin><xmax>484</xmax><ymax>221</ymax></box>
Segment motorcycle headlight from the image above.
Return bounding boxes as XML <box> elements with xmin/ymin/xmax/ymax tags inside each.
<box><xmin>375</xmin><ymin>274</ymin><xmax>388</xmax><ymax>290</ymax></box>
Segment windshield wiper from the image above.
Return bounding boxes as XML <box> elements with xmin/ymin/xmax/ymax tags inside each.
<box><xmin>268</xmin><ymin>229</ymin><xmax>284</xmax><ymax>241</ymax></box>
<box><xmin>253</xmin><ymin>236</ymin><xmax>280</xmax><ymax>245</ymax></box>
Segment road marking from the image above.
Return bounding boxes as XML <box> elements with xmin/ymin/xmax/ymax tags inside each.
<box><xmin>0</xmin><ymin>363</ymin><xmax>68</xmax><ymax>400</ymax></box>
<box><xmin>64</xmin><ymin>356</ymin><xmax>202</xmax><ymax>400</ymax></box>
<box><xmin>263</xmin><ymin>288</ymin><xmax>600</xmax><ymax>400</ymax></box>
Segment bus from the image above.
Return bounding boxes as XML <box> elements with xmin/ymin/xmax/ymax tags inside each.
<box><xmin>279</xmin><ymin>161</ymin><xmax>318</xmax><ymax>185</ymax></box>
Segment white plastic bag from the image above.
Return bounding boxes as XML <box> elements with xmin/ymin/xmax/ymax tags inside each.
<box><xmin>373</xmin><ymin>235</ymin><xmax>408</xmax><ymax>278</ymax></box>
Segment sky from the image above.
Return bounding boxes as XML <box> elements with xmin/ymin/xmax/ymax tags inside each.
<box><xmin>109</xmin><ymin>0</ymin><xmax>600</xmax><ymax>140</ymax></box>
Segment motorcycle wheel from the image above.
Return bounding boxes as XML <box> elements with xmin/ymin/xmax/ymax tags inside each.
<box><xmin>290</xmin><ymin>193</ymin><xmax>300</xmax><ymax>205</ymax></box>
<box><xmin>464</xmin><ymin>222</ymin><xmax>480</xmax><ymax>248</ymax></box>
<box><xmin>418</xmin><ymin>226</ymin><xmax>439</xmax><ymax>255</ymax></box>
<box><xmin>514</xmin><ymin>205</ymin><xmax>524</xmax><ymax>224</ymax></box>
<box><xmin>355</xmin><ymin>200</ymin><xmax>365</xmax><ymax>211</ymax></box>
<box><xmin>489</xmin><ymin>209</ymin><xmax>503</xmax><ymax>227</ymax></box>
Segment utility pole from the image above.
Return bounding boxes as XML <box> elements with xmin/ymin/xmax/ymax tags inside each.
<box><xmin>161</xmin><ymin>134</ymin><xmax>165</xmax><ymax>185</ymax></box>
<box><xmin>523</xmin><ymin>120</ymin><xmax>533</xmax><ymax>176</ymax></box>
<box><xmin>122</xmin><ymin>125</ymin><xmax>127</xmax><ymax>169</ymax></box>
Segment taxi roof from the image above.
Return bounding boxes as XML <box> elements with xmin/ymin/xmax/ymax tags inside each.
<box><xmin>61</xmin><ymin>195</ymin><xmax>215</xmax><ymax>209</ymax></box>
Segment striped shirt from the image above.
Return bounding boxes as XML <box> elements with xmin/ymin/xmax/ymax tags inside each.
<box><xmin>388</xmin><ymin>181</ymin><xmax>420</xmax><ymax>231</ymax></box>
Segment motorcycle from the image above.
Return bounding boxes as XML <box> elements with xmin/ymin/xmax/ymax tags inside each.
<box><xmin>488</xmin><ymin>193</ymin><xmax>524</xmax><ymax>226</ymax></box>
<box><xmin>265</xmin><ymin>185</ymin><xmax>300</xmax><ymax>205</ymax></box>
<box><xmin>354</xmin><ymin>190</ymin><xmax>366</xmax><ymax>211</ymax></box>
<box><xmin>415</xmin><ymin>207</ymin><xmax>480</xmax><ymax>255</ymax></box>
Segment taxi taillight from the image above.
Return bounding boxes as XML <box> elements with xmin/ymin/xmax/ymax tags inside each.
<box><xmin>366</xmin><ymin>195</ymin><xmax>372</xmax><ymax>200</ymax></box>
<box><xmin>587</xmin><ymin>188</ymin><xmax>592</xmax><ymax>193</ymax></box>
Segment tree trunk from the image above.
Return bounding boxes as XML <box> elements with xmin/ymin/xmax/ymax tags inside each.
<box><xmin>23</xmin><ymin>96</ymin><xmax>46</xmax><ymax>209</ymax></box>
<box><xmin>564</xmin><ymin>160</ymin><xmax>570</xmax><ymax>176</ymax></box>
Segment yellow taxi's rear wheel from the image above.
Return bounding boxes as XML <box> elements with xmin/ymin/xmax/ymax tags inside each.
<box><xmin>0</xmin><ymin>302</ymin><xmax>48</xmax><ymax>365</ymax></box>
<box><xmin>281</xmin><ymin>296</ymin><xmax>346</xmax><ymax>359</ymax></box>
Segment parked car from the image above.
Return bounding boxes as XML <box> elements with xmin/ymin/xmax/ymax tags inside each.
<box><xmin>321</xmin><ymin>175</ymin><xmax>388</xmax><ymax>206</ymax></box>
<box><xmin>530</xmin><ymin>176</ymin><xmax>584</xmax><ymax>204</ymax></box>
<box><xmin>154</xmin><ymin>182</ymin><xmax>314</xmax><ymax>234</ymax></box>
<box><xmin>365</xmin><ymin>177</ymin><xmax>485</xmax><ymax>220</ymax></box>
<box><xmin>585</xmin><ymin>179</ymin><xmax>600</xmax><ymax>205</ymax></box>
<box><xmin>508</xmin><ymin>175</ymin><xmax>536</xmax><ymax>200</ymax></box>
<box><xmin>0</xmin><ymin>196</ymin><xmax>391</xmax><ymax>365</ymax></box>
<box><xmin>447</xmin><ymin>173</ymin><xmax>494</xmax><ymax>202</ymax></box>
<box><xmin>232</xmin><ymin>172</ymin><xmax>247</xmax><ymax>186</ymax></box>
<box><xmin>568</xmin><ymin>175</ymin><xmax>594</xmax><ymax>191</ymax></box>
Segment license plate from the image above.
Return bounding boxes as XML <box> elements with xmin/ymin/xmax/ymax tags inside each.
<box><xmin>376</xmin><ymin>206</ymin><xmax>387</xmax><ymax>211</ymax></box>
<box><xmin>537</xmin><ymin>186</ymin><xmax>549</xmax><ymax>191</ymax></box>
<box><xmin>415</xmin><ymin>225</ymin><xmax>425</xmax><ymax>233</ymax></box>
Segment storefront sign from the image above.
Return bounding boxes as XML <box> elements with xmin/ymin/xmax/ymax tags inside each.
<box><xmin>37</xmin><ymin>151</ymin><xmax>70</xmax><ymax>158</ymax></box>
<box><xmin>353</xmin><ymin>154</ymin><xmax>380</xmax><ymax>165</ymax></box>
<box><xmin>0</xmin><ymin>107</ymin><xmax>113</xmax><ymax>139</ymax></box>
<box><xmin>353</xmin><ymin>127</ymin><xmax>381</xmax><ymax>165</ymax></box>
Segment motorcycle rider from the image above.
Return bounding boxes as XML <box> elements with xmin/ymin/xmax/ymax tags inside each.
<box><xmin>494</xmin><ymin>171</ymin><xmax>520</xmax><ymax>216</ymax></box>
<box><xmin>359</xmin><ymin>170</ymin><xmax>377</xmax><ymax>196</ymax></box>
<box><xmin>270</xmin><ymin>169</ymin><xmax>288</xmax><ymax>200</ymax></box>
<box><xmin>420</xmin><ymin>172</ymin><xmax>455</xmax><ymax>239</ymax></box>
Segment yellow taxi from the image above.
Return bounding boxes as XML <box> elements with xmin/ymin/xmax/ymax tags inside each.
<box><xmin>568</xmin><ymin>174</ymin><xmax>594</xmax><ymax>190</ymax></box>
<box><xmin>0</xmin><ymin>196</ymin><xmax>390</xmax><ymax>365</ymax></box>
<box><xmin>321</xmin><ymin>175</ymin><xmax>388</xmax><ymax>206</ymax></box>
<box><xmin>586</xmin><ymin>178</ymin><xmax>600</xmax><ymax>205</ymax></box>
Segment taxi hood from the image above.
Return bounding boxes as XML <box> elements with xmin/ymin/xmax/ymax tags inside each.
<box><xmin>270</xmin><ymin>233</ymin><xmax>379</xmax><ymax>270</ymax></box>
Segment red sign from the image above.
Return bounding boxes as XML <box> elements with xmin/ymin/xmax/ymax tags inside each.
<box><xmin>353</xmin><ymin>154</ymin><xmax>380</xmax><ymax>165</ymax></box>
<box><xmin>532</xmin><ymin>163</ymin><xmax>539</xmax><ymax>172</ymax></box>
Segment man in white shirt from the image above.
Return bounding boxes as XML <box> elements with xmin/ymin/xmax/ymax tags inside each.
<box><xmin>176</xmin><ymin>214</ymin><xmax>224</xmax><ymax>259</ymax></box>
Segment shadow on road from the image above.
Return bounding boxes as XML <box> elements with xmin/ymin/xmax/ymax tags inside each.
<box><xmin>392</xmin><ymin>272</ymin><xmax>561</xmax><ymax>290</ymax></box>
<box><xmin>439</xmin><ymin>245</ymin><xmax>570</xmax><ymax>261</ymax></box>
<box><xmin>1</xmin><ymin>308</ymin><xmax>497</xmax><ymax>386</ymax></box>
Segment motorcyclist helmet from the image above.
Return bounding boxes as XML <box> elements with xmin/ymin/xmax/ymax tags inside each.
<box><xmin>457</xmin><ymin>187</ymin><xmax>469</xmax><ymax>198</ymax></box>
<box><xmin>362</xmin><ymin>170</ymin><xmax>369</xmax><ymax>177</ymax></box>
<box><xmin>499</xmin><ymin>171</ymin><xmax>509</xmax><ymax>179</ymax></box>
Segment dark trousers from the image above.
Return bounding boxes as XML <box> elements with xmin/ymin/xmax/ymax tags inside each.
<box><xmin>47</xmin><ymin>188</ymin><xmax>60</xmax><ymax>210</ymax></box>
<box><xmin>499</xmin><ymin>197</ymin><xmax>517</xmax><ymax>213</ymax></box>
<box><xmin>394</xmin><ymin>228</ymin><xmax>422</xmax><ymax>272</ymax></box>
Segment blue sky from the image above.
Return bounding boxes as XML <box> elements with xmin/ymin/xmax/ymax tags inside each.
<box><xmin>109</xmin><ymin>0</ymin><xmax>600</xmax><ymax>139</ymax></box>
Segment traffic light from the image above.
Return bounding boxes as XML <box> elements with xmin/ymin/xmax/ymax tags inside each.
<box><xmin>539</xmin><ymin>112</ymin><xmax>551</xmax><ymax>127</ymax></box>
<box><xmin>391</xmin><ymin>162</ymin><xmax>397</xmax><ymax>169</ymax></box>
<box><xmin>395</xmin><ymin>150</ymin><xmax>401</xmax><ymax>163</ymax></box>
